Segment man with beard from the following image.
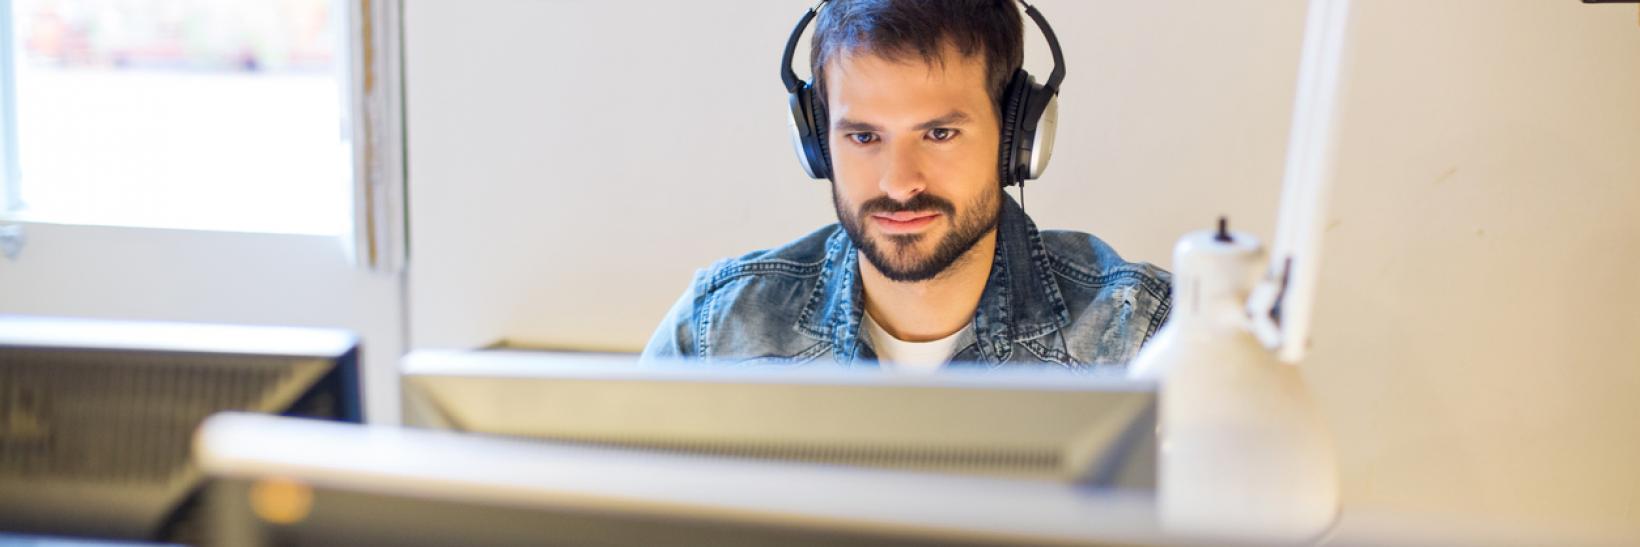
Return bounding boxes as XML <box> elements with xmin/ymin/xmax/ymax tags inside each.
<box><xmin>643</xmin><ymin>0</ymin><xmax>1170</xmax><ymax>371</ymax></box>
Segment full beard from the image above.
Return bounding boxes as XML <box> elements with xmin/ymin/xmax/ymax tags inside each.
<box><xmin>833</xmin><ymin>184</ymin><xmax>1002</xmax><ymax>283</ymax></box>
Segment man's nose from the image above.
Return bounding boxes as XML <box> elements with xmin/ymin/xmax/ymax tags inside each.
<box><xmin>877</xmin><ymin>138</ymin><xmax>927</xmax><ymax>202</ymax></box>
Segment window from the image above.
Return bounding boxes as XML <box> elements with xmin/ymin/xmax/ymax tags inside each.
<box><xmin>3</xmin><ymin>0</ymin><xmax>352</xmax><ymax>235</ymax></box>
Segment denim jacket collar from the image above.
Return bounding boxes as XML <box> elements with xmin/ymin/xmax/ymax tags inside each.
<box><xmin>795</xmin><ymin>194</ymin><xmax>1070</xmax><ymax>365</ymax></box>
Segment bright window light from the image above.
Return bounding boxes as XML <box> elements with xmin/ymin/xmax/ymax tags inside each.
<box><xmin>5</xmin><ymin>0</ymin><xmax>352</xmax><ymax>235</ymax></box>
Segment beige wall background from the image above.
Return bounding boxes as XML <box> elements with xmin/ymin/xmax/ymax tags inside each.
<box><xmin>1304</xmin><ymin>0</ymin><xmax>1640</xmax><ymax>536</ymax></box>
<box><xmin>403</xmin><ymin>0</ymin><xmax>1639</xmax><ymax>536</ymax></box>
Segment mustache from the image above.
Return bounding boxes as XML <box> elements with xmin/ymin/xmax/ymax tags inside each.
<box><xmin>856</xmin><ymin>193</ymin><xmax>956</xmax><ymax>218</ymax></box>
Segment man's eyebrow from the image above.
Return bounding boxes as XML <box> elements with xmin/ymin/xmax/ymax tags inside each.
<box><xmin>913</xmin><ymin>110</ymin><xmax>972</xmax><ymax>131</ymax></box>
<box><xmin>833</xmin><ymin>111</ymin><xmax>973</xmax><ymax>133</ymax></box>
<box><xmin>833</xmin><ymin>118</ymin><xmax>880</xmax><ymax>133</ymax></box>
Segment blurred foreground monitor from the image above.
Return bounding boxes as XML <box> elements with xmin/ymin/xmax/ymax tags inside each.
<box><xmin>0</xmin><ymin>315</ymin><xmax>361</xmax><ymax>543</ymax></box>
<box><xmin>197</xmin><ymin>351</ymin><xmax>1160</xmax><ymax>546</ymax></box>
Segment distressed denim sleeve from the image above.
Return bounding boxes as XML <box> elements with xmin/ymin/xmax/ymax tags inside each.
<box><xmin>640</xmin><ymin>268</ymin><xmax>708</xmax><ymax>361</ymax></box>
<box><xmin>1140</xmin><ymin>268</ymin><xmax>1173</xmax><ymax>347</ymax></box>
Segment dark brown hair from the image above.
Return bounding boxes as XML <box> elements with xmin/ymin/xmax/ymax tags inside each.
<box><xmin>809</xmin><ymin>0</ymin><xmax>1025</xmax><ymax>116</ymax></box>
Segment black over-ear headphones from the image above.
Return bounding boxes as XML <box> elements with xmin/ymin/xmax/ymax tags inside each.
<box><xmin>781</xmin><ymin>0</ymin><xmax>1066</xmax><ymax>187</ymax></box>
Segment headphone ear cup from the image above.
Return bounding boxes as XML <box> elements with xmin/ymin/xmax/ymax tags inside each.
<box><xmin>1023</xmin><ymin>89</ymin><xmax>1057</xmax><ymax>180</ymax></box>
<box><xmin>788</xmin><ymin>83</ymin><xmax>831</xmax><ymax>180</ymax></box>
<box><xmin>997</xmin><ymin>71</ymin><xmax>1029</xmax><ymax>187</ymax></box>
<box><xmin>808</xmin><ymin>85</ymin><xmax>832</xmax><ymax>179</ymax></box>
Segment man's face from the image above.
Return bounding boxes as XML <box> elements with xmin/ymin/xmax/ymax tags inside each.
<box><xmin>824</xmin><ymin>44</ymin><xmax>1004</xmax><ymax>283</ymax></box>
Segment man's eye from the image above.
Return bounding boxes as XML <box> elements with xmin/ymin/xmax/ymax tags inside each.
<box><xmin>848</xmin><ymin>133</ymin><xmax>878</xmax><ymax>145</ymax></box>
<box><xmin>927</xmin><ymin>128</ymin><xmax>958</xmax><ymax>142</ymax></box>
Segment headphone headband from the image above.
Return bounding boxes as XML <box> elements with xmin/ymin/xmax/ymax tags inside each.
<box><xmin>781</xmin><ymin>1</ymin><xmax>1064</xmax><ymax>95</ymax></box>
<box><xmin>779</xmin><ymin>6</ymin><xmax>819</xmax><ymax>93</ymax></box>
<box><xmin>1019</xmin><ymin>2</ymin><xmax>1065</xmax><ymax>94</ymax></box>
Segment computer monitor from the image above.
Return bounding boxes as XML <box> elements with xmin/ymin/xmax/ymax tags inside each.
<box><xmin>400</xmin><ymin>350</ymin><xmax>1158</xmax><ymax>486</ymax></box>
<box><xmin>197</xmin><ymin>412</ymin><xmax>1167</xmax><ymax>547</ymax></box>
<box><xmin>0</xmin><ymin>314</ymin><xmax>362</xmax><ymax>543</ymax></box>
<box><xmin>197</xmin><ymin>351</ymin><xmax>1163</xmax><ymax>546</ymax></box>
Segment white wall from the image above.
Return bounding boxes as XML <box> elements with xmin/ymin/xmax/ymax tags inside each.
<box><xmin>404</xmin><ymin>0</ymin><xmax>1304</xmax><ymax>351</ymax></box>
<box><xmin>1305</xmin><ymin>0</ymin><xmax>1640</xmax><ymax>534</ymax></box>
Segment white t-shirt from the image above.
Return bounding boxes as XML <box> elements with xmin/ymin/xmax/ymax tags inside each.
<box><xmin>862</xmin><ymin>311</ymin><xmax>968</xmax><ymax>374</ymax></box>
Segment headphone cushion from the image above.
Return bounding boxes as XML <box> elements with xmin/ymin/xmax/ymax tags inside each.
<box><xmin>807</xmin><ymin>84</ymin><xmax>832</xmax><ymax>179</ymax></box>
<box><xmin>997</xmin><ymin>71</ymin><xmax>1029</xmax><ymax>187</ymax></box>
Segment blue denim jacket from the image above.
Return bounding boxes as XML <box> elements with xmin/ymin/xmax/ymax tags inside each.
<box><xmin>642</xmin><ymin>195</ymin><xmax>1171</xmax><ymax>370</ymax></box>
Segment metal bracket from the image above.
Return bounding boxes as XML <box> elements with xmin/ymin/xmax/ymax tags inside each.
<box><xmin>1247</xmin><ymin>257</ymin><xmax>1291</xmax><ymax>350</ymax></box>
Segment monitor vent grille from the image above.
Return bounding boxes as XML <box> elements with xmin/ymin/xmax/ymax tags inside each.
<box><xmin>530</xmin><ymin>435</ymin><xmax>1062</xmax><ymax>475</ymax></box>
<box><xmin>0</xmin><ymin>348</ymin><xmax>299</xmax><ymax>484</ymax></box>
